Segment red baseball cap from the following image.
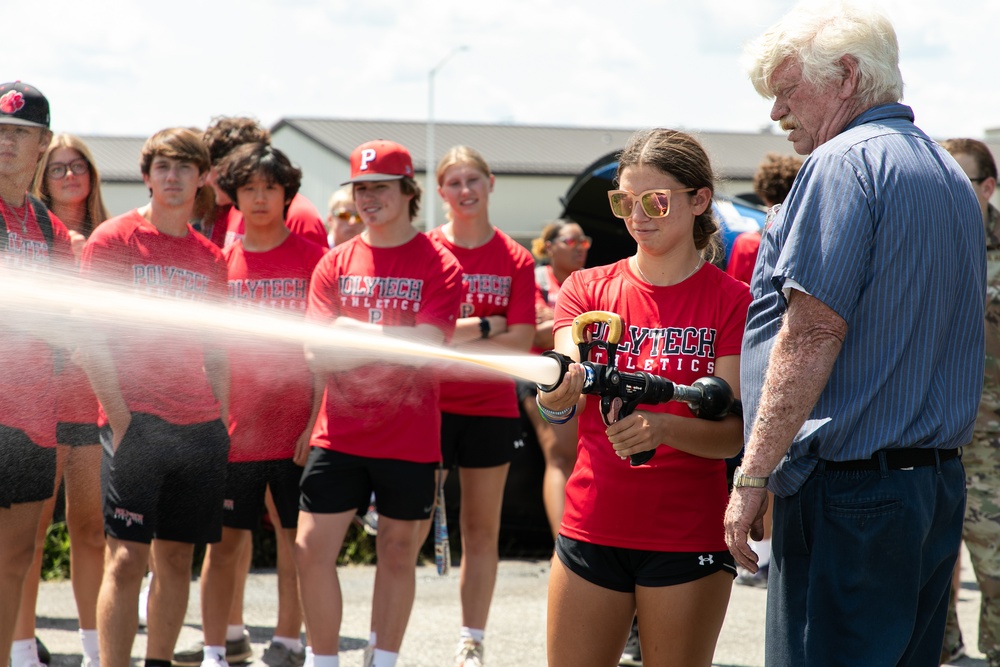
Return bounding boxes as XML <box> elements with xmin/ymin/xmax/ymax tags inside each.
<box><xmin>342</xmin><ymin>140</ymin><xmax>414</xmax><ymax>185</ymax></box>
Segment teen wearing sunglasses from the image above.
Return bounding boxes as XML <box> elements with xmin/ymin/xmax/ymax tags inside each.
<box><xmin>424</xmin><ymin>145</ymin><xmax>536</xmax><ymax>667</ymax></box>
<box><xmin>539</xmin><ymin>128</ymin><xmax>751</xmax><ymax>667</ymax></box>
<box><xmin>326</xmin><ymin>186</ymin><xmax>363</xmax><ymax>248</ymax></box>
<box><xmin>525</xmin><ymin>220</ymin><xmax>590</xmax><ymax>538</ymax></box>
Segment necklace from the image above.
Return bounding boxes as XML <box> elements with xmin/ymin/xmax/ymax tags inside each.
<box><xmin>1</xmin><ymin>198</ymin><xmax>30</xmax><ymax>233</ymax></box>
<box><xmin>631</xmin><ymin>255</ymin><xmax>703</xmax><ymax>286</ymax></box>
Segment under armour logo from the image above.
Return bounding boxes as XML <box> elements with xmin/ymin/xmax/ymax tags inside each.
<box><xmin>698</xmin><ymin>554</ymin><xmax>714</xmax><ymax>566</ymax></box>
<box><xmin>513</xmin><ymin>438</ymin><xmax>525</xmax><ymax>449</ymax></box>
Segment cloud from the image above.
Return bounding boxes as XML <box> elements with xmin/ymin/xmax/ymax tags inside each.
<box><xmin>3</xmin><ymin>0</ymin><xmax>997</xmax><ymax>139</ymax></box>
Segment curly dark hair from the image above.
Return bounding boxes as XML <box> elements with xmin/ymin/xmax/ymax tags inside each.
<box><xmin>202</xmin><ymin>116</ymin><xmax>271</xmax><ymax>166</ymax></box>
<box><xmin>616</xmin><ymin>128</ymin><xmax>721</xmax><ymax>262</ymax></box>
<box><xmin>752</xmin><ymin>153</ymin><xmax>803</xmax><ymax>206</ymax></box>
<box><xmin>216</xmin><ymin>143</ymin><xmax>301</xmax><ymax>216</ymax></box>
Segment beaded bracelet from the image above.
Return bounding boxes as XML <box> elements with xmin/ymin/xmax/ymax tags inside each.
<box><xmin>536</xmin><ymin>394</ymin><xmax>577</xmax><ymax>425</ymax></box>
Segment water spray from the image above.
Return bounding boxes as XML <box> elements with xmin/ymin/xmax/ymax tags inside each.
<box><xmin>0</xmin><ymin>265</ymin><xmax>563</xmax><ymax>386</ymax></box>
<box><xmin>2</xmin><ymin>269</ymin><xmax>737</xmax><ymax>469</ymax></box>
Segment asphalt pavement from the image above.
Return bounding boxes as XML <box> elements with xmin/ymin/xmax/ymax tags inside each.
<box><xmin>35</xmin><ymin>545</ymin><xmax>987</xmax><ymax>667</ymax></box>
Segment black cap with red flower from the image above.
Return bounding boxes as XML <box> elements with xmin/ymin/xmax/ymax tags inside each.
<box><xmin>0</xmin><ymin>81</ymin><xmax>50</xmax><ymax>129</ymax></box>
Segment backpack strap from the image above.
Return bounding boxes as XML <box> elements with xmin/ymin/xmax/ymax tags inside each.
<box><xmin>27</xmin><ymin>194</ymin><xmax>54</xmax><ymax>251</ymax></box>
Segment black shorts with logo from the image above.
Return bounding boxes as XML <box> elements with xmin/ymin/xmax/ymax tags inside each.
<box><xmin>299</xmin><ymin>447</ymin><xmax>436</xmax><ymax>521</ymax></box>
<box><xmin>223</xmin><ymin>458</ymin><xmax>303</xmax><ymax>531</ymax></box>
<box><xmin>555</xmin><ymin>534</ymin><xmax>736</xmax><ymax>593</ymax></box>
<box><xmin>441</xmin><ymin>412</ymin><xmax>522</xmax><ymax>469</ymax></box>
<box><xmin>101</xmin><ymin>413</ymin><xmax>230</xmax><ymax>544</ymax></box>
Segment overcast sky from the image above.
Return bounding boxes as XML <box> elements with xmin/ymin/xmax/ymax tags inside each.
<box><xmin>6</xmin><ymin>0</ymin><xmax>997</xmax><ymax>142</ymax></box>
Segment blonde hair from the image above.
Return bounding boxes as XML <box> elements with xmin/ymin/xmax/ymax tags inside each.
<box><xmin>31</xmin><ymin>133</ymin><xmax>110</xmax><ymax>237</ymax></box>
<box><xmin>435</xmin><ymin>146</ymin><xmax>492</xmax><ymax>222</ymax></box>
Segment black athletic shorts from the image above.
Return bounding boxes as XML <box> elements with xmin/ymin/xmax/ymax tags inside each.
<box><xmin>555</xmin><ymin>534</ymin><xmax>737</xmax><ymax>593</ymax></box>
<box><xmin>100</xmin><ymin>413</ymin><xmax>230</xmax><ymax>544</ymax></box>
<box><xmin>299</xmin><ymin>447</ymin><xmax>436</xmax><ymax>521</ymax></box>
<box><xmin>0</xmin><ymin>424</ymin><xmax>56</xmax><ymax>508</ymax></box>
<box><xmin>441</xmin><ymin>412</ymin><xmax>522</xmax><ymax>469</ymax></box>
<box><xmin>223</xmin><ymin>459</ymin><xmax>303</xmax><ymax>530</ymax></box>
<box><xmin>57</xmin><ymin>422</ymin><xmax>100</xmax><ymax>447</ymax></box>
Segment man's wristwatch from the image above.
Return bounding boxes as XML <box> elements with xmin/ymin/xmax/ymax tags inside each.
<box><xmin>479</xmin><ymin>317</ymin><xmax>491</xmax><ymax>339</ymax></box>
<box><xmin>732</xmin><ymin>466</ymin><xmax>769</xmax><ymax>489</ymax></box>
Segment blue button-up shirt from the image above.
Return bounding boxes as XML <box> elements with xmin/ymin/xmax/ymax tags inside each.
<box><xmin>741</xmin><ymin>103</ymin><xmax>985</xmax><ymax>497</ymax></box>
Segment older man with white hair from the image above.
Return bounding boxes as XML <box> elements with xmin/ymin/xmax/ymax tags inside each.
<box><xmin>724</xmin><ymin>4</ymin><xmax>986</xmax><ymax>665</ymax></box>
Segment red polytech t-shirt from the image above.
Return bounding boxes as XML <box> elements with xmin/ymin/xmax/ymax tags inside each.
<box><xmin>0</xmin><ymin>198</ymin><xmax>73</xmax><ymax>448</ymax></box>
<box><xmin>725</xmin><ymin>231</ymin><xmax>762</xmax><ymax>285</ymax></box>
<box><xmin>80</xmin><ymin>210</ymin><xmax>229</xmax><ymax>426</ymax></box>
<box><xmin>554</xmin><ymin>260</ymin><xmax>751</xmax><ymax>552</ymax></box>
<box><xmin>425</xmin><ymin>228</ymin><xmax>536</xmax><ymax>418</ymax></box>
<box><xmin>56</xmin><ymin>362</ymin><xmax>100</xmax><ymax>428</ymax></box>
<box><xmin>306</xmin><ymin>233</ymin><xmax>463</xmax><ymax>463</ymax></box>
<box><xmin>224</xmin><ymin>233</ymin><xmax>327</xmax><ymax>462</ymax></box>
<box><xmin>220</xmin><ymin>194</ymin><xmax>328</xmax><ymax>250</ymax></box>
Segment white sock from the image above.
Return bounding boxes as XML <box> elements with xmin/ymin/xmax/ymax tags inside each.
<box><xmin>368</xmin><ymin>631</ymin><xmax>377</xmax><ymax>648</ymax></box>
<box><xmin>80</xmin><ymin>628</ymin><xmax>101</xmax><ymax>665</ymax></box>
<box><xmin>312</xmin><ymin>655</ymin><xmax>338</xmax><ymax>667</ymax></box>
<box><xmin>271</xmin><ymin>636</ymin><xmax>303</xmax><ymax>653</ymax></box>
<box><xmin>371</xmin><ymin>649</ymin><xmax>398</xmax><ymax>667</ymax></box>
<box><xmin>226</xmin><ymin>625</ymin><xmax>246</xmax><ymax>642</ymax></box>
<box><xmin>10</xmin><ymin>639</ymin><xmax>38</xmax><ymax>667</ymax></box>
<box><xmin>750</xmin><ymin>538</ymin><xmax>772</xmax><ymax>567</ymax></box>
<box><xmin>460</xmin><ymin>627</ymin><xmax>485</xmax><ymax>643</ymax></box>
<box><xmin>304</xmin><ymin>647</ymin><xmax>314</xmax><ymax>667</ymax></box>
<box><xmin>203</xmin><ymin>646</ymin><xmax>226</xmax><ymax>663</ymax></box>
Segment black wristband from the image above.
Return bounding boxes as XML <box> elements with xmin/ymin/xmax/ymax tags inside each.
<box><xmin>479</xmin><ymin>317</ymin><xmax>491</xmax><ymax>339</ymax></box>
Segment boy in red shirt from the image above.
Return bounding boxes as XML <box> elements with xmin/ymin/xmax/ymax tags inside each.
<box><xmin>0</xmin><ymin>80</ymin><xmax>73</xmax><ymax>667</ymax></box>
<box><xmin>194</xmin><ymin>142</ymin><xmax>326</xmax><ymax>667</ymax></box>
<box><xmin>297</xmin><ymin>140</ymin><xmax>462</xmax><ymax>667</ymax></box>
<box><xmin>79</xmin><ymin>128</ymin><xmax>230</xmax><ymax>667</ymax></box>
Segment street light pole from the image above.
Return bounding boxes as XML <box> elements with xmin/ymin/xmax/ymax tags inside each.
<box><xmin>426</xmin><ymin>45</ymin><xmax>468</xmax><ymax>229</ymax></box>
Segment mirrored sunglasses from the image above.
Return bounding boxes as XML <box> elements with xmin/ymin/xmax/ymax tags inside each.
<box><xmin>47</xmin><ymin>158</ymin><xmax>90</xmax><ymax>180</ymax></box>
<box><xmin>333</xmin><ymin>210</ymin><xmax>363</xmax><ymax>225</ymax></box>
<box><xmin>607</xmin><ymin>188</ymin><xmax>694</xmax><ymax>219</ymax></box>
<box><xmin>557</xmin><ymin>236</ymin><xmax>592</xmax><ymax>249</ymax></box>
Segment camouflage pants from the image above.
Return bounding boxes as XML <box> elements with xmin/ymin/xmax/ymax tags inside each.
<box><xmin>945</xmin><ymin>434</ymin><xmax>1000</xmax><ymax>661</ymax></box>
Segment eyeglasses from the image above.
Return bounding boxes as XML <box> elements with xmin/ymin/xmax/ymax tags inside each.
<box><xmin>970</xmin><ymin>176</ymin><xmax>991</xmax><ymax>184</ymax></box>
<box><xmin>556</xmin><ymin>236</ymin><xmax>592</xmax><ymax>249</ymax></box>
<box><xmin>607</xmin><ymin>188</ymin><xmax>694</xmax><ymax>219</ymax></box>
<box><xmin>47</xmin><ymin>158</ymin><xmax>90</xmax><ymax>180</ymax></box>
<box><xmin>332</xmin><ymin>209</ymin><xmax>363</xmax><ymax>225</ymax></box>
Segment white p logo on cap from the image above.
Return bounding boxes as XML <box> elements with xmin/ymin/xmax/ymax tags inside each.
<box><xmin>359</xmin><ymin>148</ymin><xmax>377</xmax><ymax>171</ymax></box>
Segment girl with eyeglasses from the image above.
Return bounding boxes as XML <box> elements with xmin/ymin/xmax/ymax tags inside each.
<box><xmin>525</xmin><ymin>220</ymin><xmax>590</xmax><ymax>539</ymax></box>
<box><xmin>32</xmin><ymin>133</ymin><xmax>110</xmax><ymax>260</ymax></box>
<box><xmin>539</xmin><ymin>129</ymin><xmax>751</xmax><ymax>667</ymax></box>
<box><xmin>14</xmin><ymin>134</ymin><xmax>110</xmax><ymax>667</ymax></box>
<box><xmin>424</xmin><ymin>145</ymin><xmax>536</xmax><ymax>667</ymax></box>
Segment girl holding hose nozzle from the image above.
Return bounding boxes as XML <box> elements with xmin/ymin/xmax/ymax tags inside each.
<box><xmin>540</xmin><ymin>129</ymin><xmax>751</xmax><ymax>667</ymax></box>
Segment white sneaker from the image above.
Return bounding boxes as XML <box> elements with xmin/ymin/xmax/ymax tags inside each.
<box><xmin>455</xmin><ymin>639</ymin><xmax>484</xmax><ymax>667</ymax></box>
<box><xmin>200</xmin><ymin>657</ymin><xmax>229</xmax><ymax>667</ymax></box>
<box><xmin>138</xmin><ymin>572</ymin><xmax>152</xmax><ymax>628</ymax></box>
